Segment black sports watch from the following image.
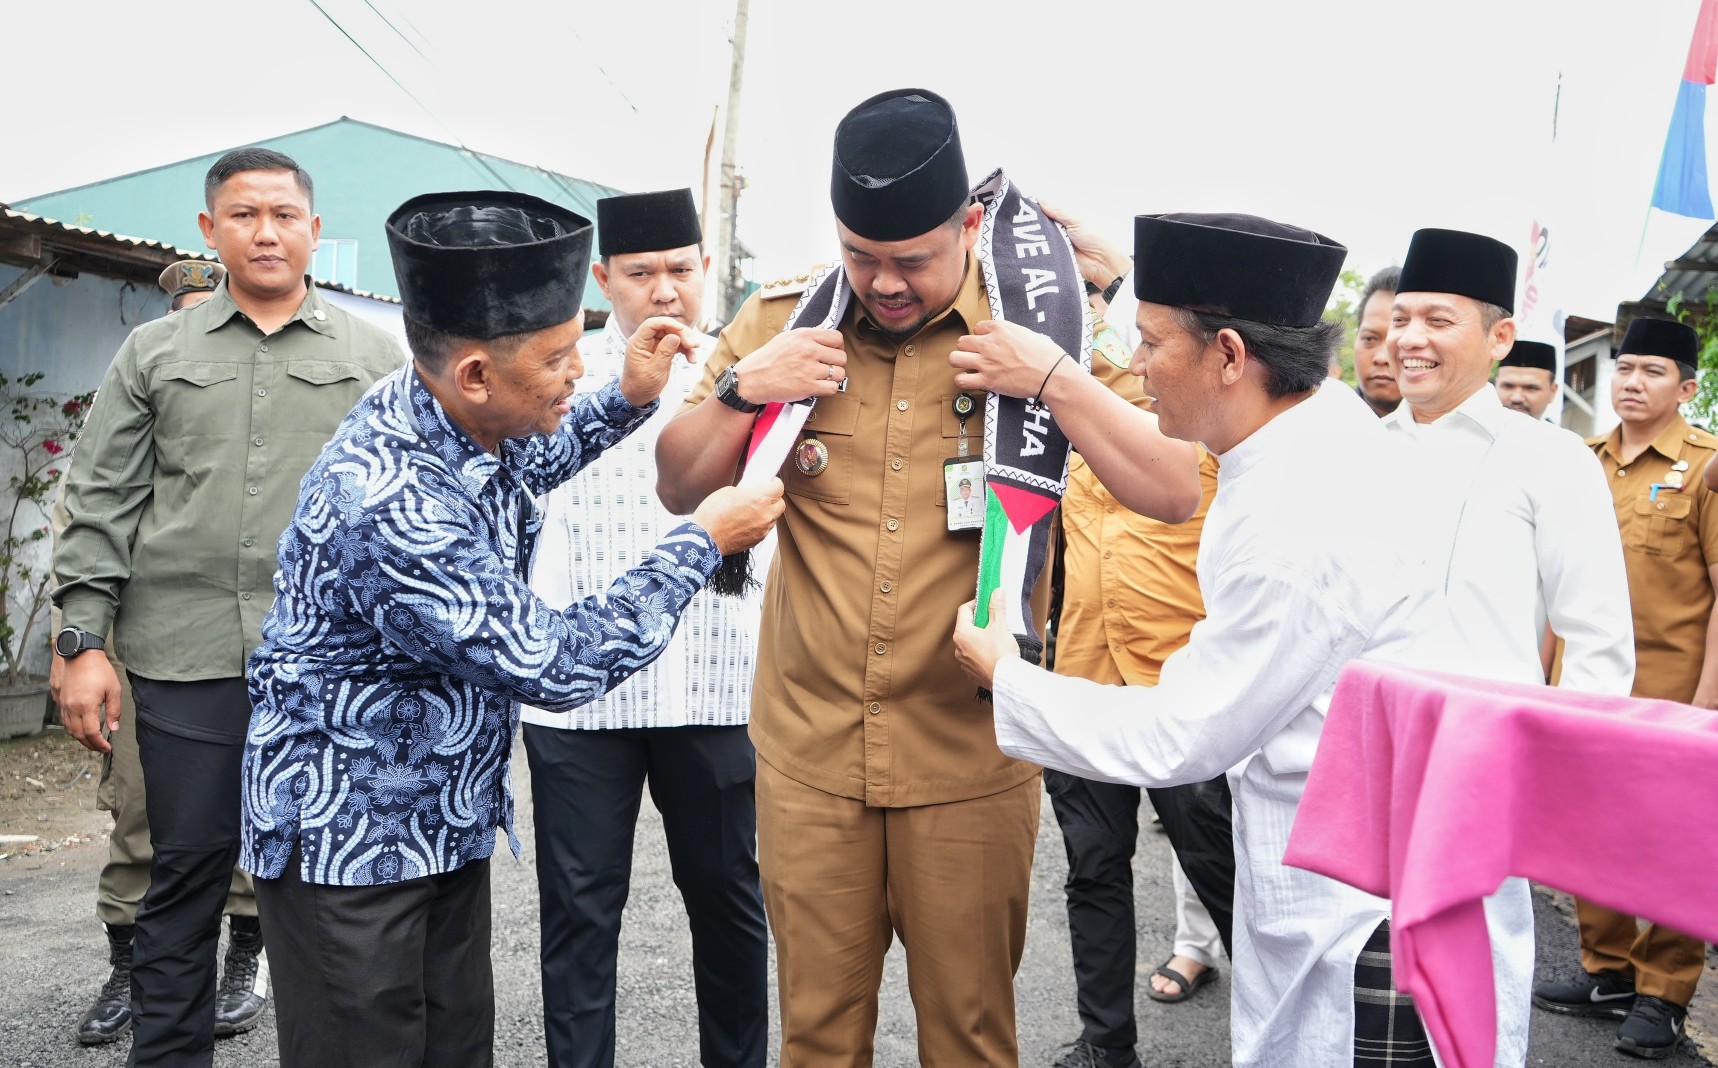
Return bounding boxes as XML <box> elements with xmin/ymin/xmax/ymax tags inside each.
<box><xmin>55</xmin><ymin>627</ymin><xmax>106</xmax><ymax>658</ymax></box>
<box><xmin>715</xmin><ymin>366</ymin><xmax>761</xmax><ymax>414</ymax></box>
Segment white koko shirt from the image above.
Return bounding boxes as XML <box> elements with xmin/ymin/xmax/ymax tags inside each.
<box><xmin>1381</xmin><ymin>383</ymin><xmax>1634</xmax><ymax>694</ymax></box>
<box><xmin>994</xmin><ymin>379</ymin><xmax>1430</xmax><ymax>1067</ymax></box>
<box><xmin>1380</xmin><ymin>382</ymin><xmax>1635</xmax><ymax>1067</ymax></box>
<box><xmin>521</xmin><ymin>325</ymin><xmax>769</xmax><ymax>731</ymax></box>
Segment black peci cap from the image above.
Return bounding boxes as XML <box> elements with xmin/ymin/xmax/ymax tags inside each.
<box><xmin>831</xmin><ymin>88</ymin><xmax>970</xmax><ymax>242</ymax></box>
<box><xmin>386</xmin><ymin>190</ymin><xmax>593</xmax><ymax>339</ymax></box>
<box><xmin>1132</xmin><ymin>212</ymin><xmax>1347</xmax><ymax>327</ymax></box>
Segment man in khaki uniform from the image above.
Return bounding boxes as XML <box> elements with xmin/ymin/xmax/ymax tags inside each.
<box><xmin>657</xmin><ymin>89</ymin><xmax>1198</xmax><ymax>1065</ymax></box>
<box><xmin>159</xmin><ymin>260</ymin><xmax>225</xmax><ymax>313</ymax></box>
<box><xmin>1534</xmin><ymin>316</ymin><xmax>1716</xmax><ymax>1059</ymax></box>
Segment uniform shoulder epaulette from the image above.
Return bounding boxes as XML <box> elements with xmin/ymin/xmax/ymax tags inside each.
<box><xmin>1583</xmin><ymin>432</ymin><xmax>1607</xmax><ymax>448</ymax></box>
<box><xmin>758</xmin><ymin>265</ymin><xmax>830</xmax><ymax>300</ymax></box>
<box><xmin>1686</xmin><ymin>426</ymin><xmax>1718</xmax><ymax>450</ymax></box>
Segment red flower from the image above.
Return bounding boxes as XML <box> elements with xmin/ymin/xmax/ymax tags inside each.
<box><xmin>41</xmin><ymin>439</ymin><xmax>63</xmax><ymax>456</ymax></box>
<box><xmin>61</xmin><ymin>399</ymin><xmax>82</xmax><ymax>416</ymax></box>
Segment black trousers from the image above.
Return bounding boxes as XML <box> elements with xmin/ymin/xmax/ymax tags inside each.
<box><xmin>522</xmin><ymin>723</ymin><xmax>768</xmax><ymax>1068</ymax></box>
<box><xmin>127</xmin><ymin>675</ymin><xmax>250</xmax><ymax>1068</ymax></box>
<box><xmin>254</xmin><ymin>847</ymin><xmax>494</xmax><ymax>1068</ymax></box>
<box><xmin>1045</xmin><ymin>769</ymin><xmax>1235</xmax><ymax>1051</ymax></box>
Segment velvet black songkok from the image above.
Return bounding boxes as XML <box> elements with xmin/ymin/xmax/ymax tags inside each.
<box><xmin>831</xmin><ymin>88</ymin><xmax>970</xmax><ymax>242</ymax></box>
<box><xmin>1500</xmin><ymin>339</ymin><xmax>1557</xmax><ymax>372</ymax></box>
<box><xmin>1618</xmin><ymin>317</ymin><xmax>1699</xmax><ymax>368</ymax></box>
<box><xmin>597</xmin><ymin>188</ymin><xmax>702</xmax><ymax>258</ymax></box>
<box><xmin>386</xmin><ymin>190</ymin><xmax>593</xmax><ymax>339</ymax></box>
<box><xmin>1132</xmin><ymin>212</ymin><xmax>1347</xmax><ymax>328</ymax></box>
<box><xmin>1398</xmin><ymin>228</ymin><xmax>1518</xmax><ymax>315</ymax></box>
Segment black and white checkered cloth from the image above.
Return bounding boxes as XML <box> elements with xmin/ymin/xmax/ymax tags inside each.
<box><xmin>1353</xmin><ymin>919</ymin><xmax>1436</xmax><ymax>1066</ymax></box>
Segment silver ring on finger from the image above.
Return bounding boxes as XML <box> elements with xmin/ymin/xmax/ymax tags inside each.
<box><xmin>825</xmin><ymin>363</ymin><xmax>837</xmax><ymax>381</ymax></box>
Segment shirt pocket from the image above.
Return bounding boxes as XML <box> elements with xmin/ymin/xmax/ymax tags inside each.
<box><xmin>281</xmin><ymin>360</ymin><xmax>368</xmax><ymax>432</ymax></box>
<box><xmin>783</xmin><ymin>391</ymin><xmax>861</xmax><ymax>505</ymax></box>
<box><xmin>1632</xmin><ymin>492</ymin><xmax>1694</xmax><ymax>556</ymax></box>
<box><xmin>285</xmin><ymin>360</ymin><xmax>365</xmax><ymax>388</ymax></box>
<box><xmin>154</xmin><ymin>362</ymin><xmax>240</xmax><ymax>443</ymax></box>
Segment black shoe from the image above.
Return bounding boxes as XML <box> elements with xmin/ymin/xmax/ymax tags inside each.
<box><xmin>1531</xmin><ymin>969</ymin><xmax>1636</xmax><ymax>1019</ymax></box>
<box><xmin>75</xmin><ymin>923</ymin><xmax>134</xmax><ymax>1046</ymax></box>
<box><xmin>213</xmin><ymin>915</ymin><xmax>269</xmax><ymax>1037</ymax></box>
<box><xmin>1616</xmin><ymin>995</ymin><xmax>1688</xmax><ymax>1059</ymax></box>
<box><xmin>1051</xmin><ymin>1039</ymin><xmax>1144</xmax><ymax>1068</ymax></box>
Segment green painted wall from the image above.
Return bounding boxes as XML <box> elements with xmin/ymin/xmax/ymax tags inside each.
<box><xmin>17</xmin><ymin>119</ymin><xmax>621</xmax><ymax>308</ymax></box>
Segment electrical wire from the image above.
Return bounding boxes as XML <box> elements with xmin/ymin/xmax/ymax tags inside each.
<box><xmin>304</xmin><ymin>0</ymin><xmax>520</xmax><ymax>192</ymax></box>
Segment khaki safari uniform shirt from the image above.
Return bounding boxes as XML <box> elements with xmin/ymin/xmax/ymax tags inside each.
<box><xmin>683</xmin><ymin>256</ymin><xmax>1049</xmax><ymax>806</ymax></box>
<box><xmin>54</xmin><ymin>279</ymin><xmax>405</xmax><ymax>682</ymax></box>
<box><xmin>1588</xmin><ymin>415</ymin><xmax>1718</xmax><ymax>703</ymax></box>
<box><xmin>1055</xmin><ymin>358</ymin><xmax>1219</xmax><ymax>688</ymax></box>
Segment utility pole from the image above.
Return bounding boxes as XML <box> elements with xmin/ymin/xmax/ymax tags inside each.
<box><xmin>717</xmin><ymin>0</ymin><xmax>750</xmax><ymax>320</ymax></box>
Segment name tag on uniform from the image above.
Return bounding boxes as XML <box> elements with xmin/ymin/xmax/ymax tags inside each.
<box><xmin>944</xmin><ymin>456</ymin><xmax>986</xmax><ymax>531</ymax></box>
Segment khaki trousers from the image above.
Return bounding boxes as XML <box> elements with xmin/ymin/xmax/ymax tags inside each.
<box><xmin>756</xmin><ymin>758</ymin><xmax>1039</xmax><ymax>1068</ymax></box>
<box><xmin>94</xmin><ymin>661</ymin><xmax>254</xmax><ymax>926</ymax></box>
<box><xmin>1577</xmin><ymin>898</ymin><xmax>1706</xmax><ymax>1005</ymax></box>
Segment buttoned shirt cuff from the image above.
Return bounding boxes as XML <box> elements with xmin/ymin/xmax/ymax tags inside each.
<box><xmin>660</xmin><ymin>520</ymin><xmax>724</xmax><ymax>581</ymax></box>
<box><xmin>594</xmin><ymin>376</ymin><xmax>660</xmax><ymax>425</ymax></box>
<box><xmin>992</xmin><ymin>656</ymin><xmax>1056</xmax><ymax>765</ymax></box>
<box><xmin>56</xmin><ymin>596</ymin><xmax>115</xmax><ymax>642</ymax></box>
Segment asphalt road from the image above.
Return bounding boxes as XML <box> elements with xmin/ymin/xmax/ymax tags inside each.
<box><xmin>1</xmin><ymin>741</ymin><xmax>1712</xmax><ymax>1067</ymax></box>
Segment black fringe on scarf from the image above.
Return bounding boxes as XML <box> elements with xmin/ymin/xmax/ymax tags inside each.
<box><xmin>707</xmin><ymin>549</ymin><xmax>759</xmax><ymax>598</ymax></box>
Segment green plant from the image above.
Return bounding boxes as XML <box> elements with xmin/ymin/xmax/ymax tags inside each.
<box><xmin>1322</xmin><ymin>267</ymin><xmax>1367</xmax><ymax>385</ymax></box>
<box><xmin>0</xmin><ymin>372</ymin><xmax>94</xmax><ymax>686</ymax></box>
<box><xmin>1664</xmin><ymin>289</ymin><xmax>1718</xmax><ymax>427</ymax></box>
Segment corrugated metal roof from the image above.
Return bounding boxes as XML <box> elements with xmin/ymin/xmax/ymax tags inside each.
<box><xmin>1644</xmin><ymin>221</ymin><xmax>1718</xmax><ymax>306</ymax></box>
<box><xmin>13</xmin><ymin>118</ymin><xmax>624</xmax><ymax>308</ymax></box>
<box><xmin>2</xmin><ymin>204</ymin><xmax>213</xmax><ymax>260</ymax></box>
<box><xmin>1</xmin><ymin>203</ymin><xmax>397</xmax><ymax>303</ymax></box>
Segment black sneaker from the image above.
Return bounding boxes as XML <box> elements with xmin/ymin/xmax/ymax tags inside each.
<box><xmin>1616</xmin><ymin>995</ymin><xmax>1688</xmax><ymax>1060</ymax></box>
<box><xmin>1050</xmin><ymin>1039</ymin><xmax>1144</xmax><ymax>1068</ymax></box>
<box><xmin>75</xmin><ymin>923</ymin><xmax>134</xmax><ymax>1046</ymax></box>
<box><xmin>1531</xmin><ymin>969</ymin><xmax>1636</xmax><ymax>1019</ymax></box>
<box><xmin>213</xmin><ymin>916</ymin><xmax>269</xmax><ymax>1037</ymax></box>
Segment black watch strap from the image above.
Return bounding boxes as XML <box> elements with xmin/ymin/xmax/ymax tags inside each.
<box><xmin>55</xmin><ymin>627</ymin><xmax>106</xmax><ymax>657</ymax></box>
<box><xmin>1101</xmin><ymin>274</ymin><xmax>1127</xmax><ymax>305</ymax></box>
<box><xmin>715</xmin><ymin>367</ymin><xmax>761</xmax><ymax>414</ymax></box>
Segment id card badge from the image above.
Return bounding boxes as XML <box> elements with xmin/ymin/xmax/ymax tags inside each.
<box><xmin>944</xmin><ymin>455</ymin><xmax>986</xmax><ymax>531</ymax></box>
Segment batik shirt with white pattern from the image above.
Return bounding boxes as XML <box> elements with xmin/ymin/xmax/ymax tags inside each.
<box><xmin>240</xmin><ymin>367</ymin><xmax>721</xmax><ymax>887</ymax></box>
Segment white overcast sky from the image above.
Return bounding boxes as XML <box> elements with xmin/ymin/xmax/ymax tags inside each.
<box><xmin>4</xmin><ymin>0</ymin><xmax>1711</xmax><ymax>322</ymax></box>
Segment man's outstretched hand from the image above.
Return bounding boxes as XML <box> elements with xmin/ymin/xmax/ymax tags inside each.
<box><xmin>692</xmin><ymin>478</ymin><xmax>786</xmax><ymax>556</ymax></box>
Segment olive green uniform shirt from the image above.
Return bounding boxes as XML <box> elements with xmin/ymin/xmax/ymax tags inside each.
<box><xmin>52</xmin><ymin>279</ymin><xmax>404</xmax><ymax>681</ymax></box>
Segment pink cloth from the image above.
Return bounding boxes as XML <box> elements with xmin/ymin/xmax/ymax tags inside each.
<box><xmin>1284</xmin><ymin>660</ymin><xmax>1718</xmax><ymax>1068</ymax></box>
